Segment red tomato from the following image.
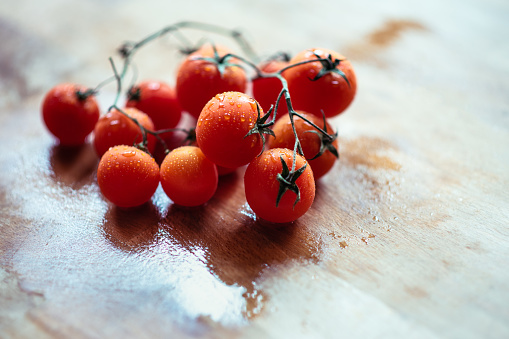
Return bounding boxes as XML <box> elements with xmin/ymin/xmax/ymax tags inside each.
<box><xmin>195</xmin><ymin>91</ymin><xmax>264</xmax><ymax>169</ymax></box>
<box><xmin>41</xmin><ymin>83</ymin><xmax>100</xmax><ymax>145</ymax></box>
<box><xmin>284</xmin><ymin>48</ymin><xmax>357</xmax><ymax>118</ymax></box>
<box><xmin>267</xmin><ymin>112</ymin><xmax>338</xmax><ymax>180</ymax></box>
<box><xmin>97</xmin><ymin>145</ymin><xmax>160</xmax><ymax>208</ymax></box>
<box><xmin>176</xmin><ymin>44</ymin><xmax>247</xmax><ymax>119</ymax></box>
<box><xmin>160</xmin><ymin>146</ymin><xmax>218</xmax><ymax>206</ymax></box>
<box><xmin>93</xmin><ymin>107</ymin><xmax>156</xmax><ymax>157</ymax></box>
<box><xmin>252</xmin><ymin>59</ymin><xmax>289</xmax><ymax>120</ymax></box>
<box><xmin>244</xmin><ymin>148</ymin><xmax>315</xmax><ymax>224</ymax></box>
<box><xmin>125</xmin><ymin>80</ymin><xmax>182</xmax><ymax>131</ymax></box>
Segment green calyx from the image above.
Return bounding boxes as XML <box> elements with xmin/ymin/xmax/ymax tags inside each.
<box><xmin>276</xmin><ymin>156</ymin><xmax>307</xmax><ymax>208</ymax></box>
<box><xmin>127</xmin><ymin>85</ymin><xmax>141</xmax><ymax>102</ymax></box>
<box><xmin>195</xmin><ymin>44</ymin><xmax>244</xmax><ymax>78</ymax></box>
<box><xmin>75</xmin><ymin>88</ymin><xmax>96</xmax><ymax>101</ymax></box>
<box><xmin>305</xmin><ymin>114</ymin><xmax>339</xmax><ymax>160</ymax></box>
<box><xmin>244</xmin><ymin>104</ymin><xmax>275</xmax><ymax>156</ymax></box>
<box><xmin>310</xmin><ymin>52</ymin><xmax>351</xmax><ymax>88</ymax></box>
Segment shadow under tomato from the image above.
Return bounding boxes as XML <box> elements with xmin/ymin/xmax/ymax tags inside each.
<box><xmin>102</xmin><ymin>202</ymin><xmax>162</xmax><ymax>253</ymax></box>
<box><xmin>162</xmin><ymin>196</ymin><xmax>320</xmax><ymax>285</ymax></box>
<box><xmin>49</xmin><ymin>143</ymin><xmax>98</xmax><ymax>189</ymax></box>
<box><xmin>99</xmin><ymin>159</ymin><xmax>323</xmax><ymax>322</ymax></box>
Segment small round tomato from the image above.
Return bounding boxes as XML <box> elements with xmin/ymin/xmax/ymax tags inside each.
<box><xmin>160</xmin><ymin>146</ymin><xmax>218</xmax><ymax>207</ymax></box>
<box><xmin>252</xmin><ymin>59</ymin><xmax>289</xmax><ymax>120</ymax></box>
<box><xmin>125</xmin><ymin>80</ymin><xmax>182</xmax><ymax>131</ymax></box>
<box><xmin>41</xmin><ymin>83</ymin><xmax>100</xmax><ymax>145</ymax></box>
<box><xmin>195</xmin><ymin>91</ymin><xmax>264</xmax><ymax>169</ymax></box>
<box><xmin>176</xmin><ymin>44</ymin><xmax>247</xmax><ymax>119</ymax></box>
<box><xmin>284</xmin><ymin>48</ymin><xmax>357</xmax><ymax>118</ymax></box>
<box><xmin>244</xmin><ymin>148</ymin><xmax>315</xmax><ymax>224</ymax></box>
<box><xmin>93</xmin><ymin>107</ymin><xmax>156</xmax><ymax>157</ymax></box>
<box><xmin>267</xmin><ymin>112</ymin><xmax>338</xmax><ymax>180</ymax></box>
<box><xmin>97</xmin><ymin>145</ymin><xmax>160</xmax><ymax>208</ymax></box>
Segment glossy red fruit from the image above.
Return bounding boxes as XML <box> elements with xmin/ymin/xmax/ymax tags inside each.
<box><xmin>195</xmin><ymin>91</ymin><xmax>264</xmax><ymax>169</ymax></box>
<box><xmin>125</xmin><ymin>80</ymin><xmax>182</xmax><ymax>131</ymax></box>
<box><xmin>42</xmin><ymin>83</ymin><xmax>100</xmax><ymax>146</ymax></box>
<box><xmin>284</xmin><ymin>48</ymin><xmax>357</xmax><ymax>118</ymax></box>
<box><xmin>252</xmin><ymin>59</ymin><xmax>289</xmax><ymax>120</ymax></box>
<box><xmin>93</xmin><ymin>107</ymin><xmax>156</xmax><ymax>157</ymax></box>
<box><xmin>176</xmin><ymin>44</ymin><xmax>247</xmax><ymax>119</ymax></box>
<box><xmin>267</xmin><ymin>112</ymin><xmax>338</xmax><ymax>179</ymax></box>
<box><xmin>244</xmin><ymin>148</ymin><xmax>315</xmax><ymax>224</ymax></box>
<box><xmin>160</xmin><ymin>146</ymin><xmax>218</xmax><ymax>207</ymax></box>
<box><xmin>97</xmin><ymin>145</ymin><xmax>160</xmax><ymax>208</ymax></box>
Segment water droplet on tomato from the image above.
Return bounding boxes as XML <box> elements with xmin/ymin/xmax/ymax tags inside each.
<box><xmin>121</xmin><ymin>150</ymin><xmax>137</xmax><ymax>157</ymax></box>
<box><xmin>219</xmin><ymin>102</ymin><xmax>225</xmax><ymax>108</ymax></box>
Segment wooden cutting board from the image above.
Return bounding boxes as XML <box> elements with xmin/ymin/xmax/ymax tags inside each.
<box><xmin>1</xmin><ymin>1</ymin><xmax>508</xmax><ymax>338</ymax></box>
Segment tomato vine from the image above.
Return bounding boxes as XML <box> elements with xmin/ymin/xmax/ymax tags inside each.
<box><xmin>43</xmin><ymin>21</ymin><xmax>356</xmax><ymax>221</ymax></box>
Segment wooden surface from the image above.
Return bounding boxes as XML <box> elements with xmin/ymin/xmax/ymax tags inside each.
<box><xmin>1</xmin><ymin>1</ymin><xmax>509</xmax><ymax>338</ymax></box>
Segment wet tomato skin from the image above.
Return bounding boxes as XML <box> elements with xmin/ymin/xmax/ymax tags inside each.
<box><xmin>97</xmin><ymin>145</ymin><xmax>160</xmax><ymax>208</ymax></box>
<box><xmin>93</xmin><ymin>107</ymin><xmax>156</xmax><ymax>157</ymax></box>
<box><xmin>267</xmin><ymin>112</ymin><xmax>338</xmax><ymax>180</ymax></box>
<box><xmin>42</xmin><ymin>83</ymin><xmax>100</xmax><ymax>146</ymax></box>
<box><xmin>176</xmin><ymin>44</ymin><xmax>247</xmax><ymax>119</ymax></box>
<box><xmin>252</xmin><ymin>59</ymin><xmax>289</xmax><ymax>120</ymax></box>
<box><xmin>195</xmin><ymin>91</ymin><xmax>263</xmax><ymax>169</ymax></box>
<box><xmin>125</xmin><ymin>80</ymin><xmax>182</xmax><ymax>131</ymax></box>
<box><xmin>244</xmin><ymin>148</ymin><xmax>315</xmax><ymax>224</ymax></box>
<box><xmin>284</xmin><ymin>48</ymin><xmax>357</xmax><ymax>118</ymax></box>
<box><xmin>160</xmin><ymin>146</ymin><xmax>218</xmax><ymax>207</ymax></box>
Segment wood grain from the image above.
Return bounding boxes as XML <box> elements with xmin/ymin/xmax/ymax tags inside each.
<box><xmin>1</xmin><ymin>1</ymin><xmax>509</xmax><ymax>338</ymax></box>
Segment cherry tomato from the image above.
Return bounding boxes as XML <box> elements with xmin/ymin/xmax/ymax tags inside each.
<box><xmin>252</xmin><ymin>59</ymin><xmax>289</xmax><ymax>120</ymax></box>
<box><xmin>267</xmin><ymin>112</ymin><xmax>338</xmax><ymax>180</ymax></box>
<box><xmin>97</xmin><ymin>145</ymin><xmax>160</xmax><ymax>208</ymax></box>
<box><xmin>284</xmin><ymin>48</ymin><xmax>357</xmax><ymax>118</ymax></box>
<box><xmin>195</xmin><ymin>91</ymin><xmax>264</xmax><ymax>169</ymax></box>
<box><xmin>125</xmin><ymin>80</ymin><xmax>182</xmax><ymax>131</ymax></box>
<box><xmin>41</xmin><ymin>83</ymin><xmax>100</xmax><ymax>145</ymax></box>
<box><xmin>244</xmin><ymin>148</ymin><xmax>315</xmax><ymax>224</ymax></box>
<box><xmin>93</xmin><ymin>107</ymin><xmax>156</xmax><ymax>157</ymax></box>
<box><xmin>176</xmin><ymin>44</ymin><xmax>247</xmax><ymax>119</ymax></box>
<box><xmin>160</xmin><ymin>146</ymin><xmax>218</xmax><ymax>207</ymax></box>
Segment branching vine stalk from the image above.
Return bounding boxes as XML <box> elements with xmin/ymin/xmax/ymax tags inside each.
<box><xmin>91</xmin><ymin>21</ymin><xmax>342</xmax><ymax>207</ymax></box>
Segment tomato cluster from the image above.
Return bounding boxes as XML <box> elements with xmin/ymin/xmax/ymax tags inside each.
<box><xmin>41</xmin><ymin>25</ymin><xmax>357</xmax><ymax>224</ymax></box>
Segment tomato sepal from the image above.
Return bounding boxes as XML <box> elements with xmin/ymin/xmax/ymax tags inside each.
<box><xmin>301</xmin><ymin>113</ymin><xmax>339</xmax><ymax>160</ymax></box>
<box><xmin>75</xmin><ymin>88</ymin><xmax>97</xmax><ymax>101</ymax></box>
<box><xmin>310</xmin><ymin>53</ymin><xmax>351</xmax><ymax>88</ymax></box>
<box><xmin>193</xmin><ymin>44</ymin><xmax>245</xmax><ymax>78</ymax></box>
<box><xmin>244</xmin><ymin>104</ymin><xmax>275</xmax><ymax>156</ymax></box>
<box><xmin>276</xmin><ymin>156</ymin><xmax>308</xmax><ymax>208</ymax></box>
